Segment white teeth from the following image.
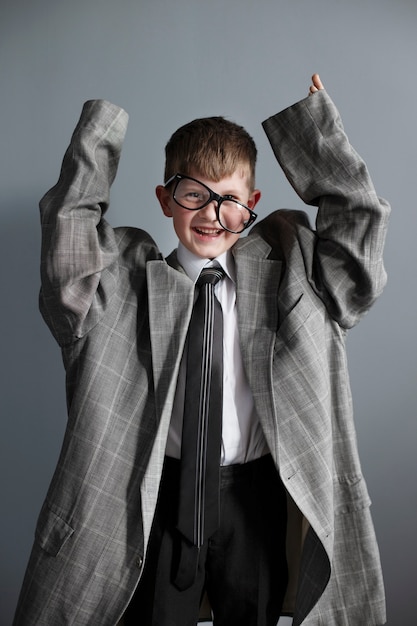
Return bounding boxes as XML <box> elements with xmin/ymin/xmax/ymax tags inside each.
<box><xmin>195</xmin><ymin>227</ymin><xmax>221</xmax><ymax>235</ymax></box>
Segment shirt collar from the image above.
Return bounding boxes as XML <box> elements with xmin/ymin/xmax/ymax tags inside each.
<box><xmin>177</xmin><ymin>241</ymin><xmax>236</xmax><ymax>285</ymax></box>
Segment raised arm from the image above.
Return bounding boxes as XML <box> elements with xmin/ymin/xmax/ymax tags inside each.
<box><xmin>261</xmin><ymin>76</ymin><xmax>390</xmax><ymax>328</ymax></box>
<box><xmin>39</xmin><ymin>100</ymin><xmax>129</xmax><ymax>345</ymax></box>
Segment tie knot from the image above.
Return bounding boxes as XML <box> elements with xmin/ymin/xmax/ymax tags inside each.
<box><xmin>197</xmin><ymin>266</ymin><xmax>225</xmax><ymax>287</ymax></box>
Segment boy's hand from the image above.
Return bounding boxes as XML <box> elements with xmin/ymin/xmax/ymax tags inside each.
<box><xmin>309</xmin><ymin>73</ymin><xmax>324</xmax><ymax>95</ymax></box>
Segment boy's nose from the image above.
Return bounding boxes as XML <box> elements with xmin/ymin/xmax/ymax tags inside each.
<box><xmin>199</xmin><ymin>200</ymin><xmax>219</xmax><ymax>221</ymax></box>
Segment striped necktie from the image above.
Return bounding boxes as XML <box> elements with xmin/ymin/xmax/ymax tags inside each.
<box><xmin>175</xmin><ymin>266</ymin><xmax>225</xmax><ymax>590</ymax></box>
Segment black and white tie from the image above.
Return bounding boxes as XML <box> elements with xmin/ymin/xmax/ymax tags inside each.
<box><xmin>175</xmin><ymin>266</ymin><xmax>225</xmax><ymax>590</ymax></box>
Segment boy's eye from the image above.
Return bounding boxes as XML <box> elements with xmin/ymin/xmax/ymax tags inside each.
<box><xmin>178</xmin><ymin>185</ymin><xmax>210</xmax><ymax>206</ymax></box>
<box><xmin>183</xmin><ymin>191</ymin><xmax>205</xmax><ymax>204</ymax></box>
<box><xmin>175</xmin><ymin>179</ymin><xmax>211</xmax><ymax>208</ymax></box>
<box><xmin>187</xmin><ymin>192</ymin><xmax>204</xmax><ymax>200</ymax></box>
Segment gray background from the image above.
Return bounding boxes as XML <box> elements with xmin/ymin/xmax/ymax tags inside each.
<box><xmin>1</xmin><ymin>0</ymin><xmax>416</xmax><ymax>624</ymax></box>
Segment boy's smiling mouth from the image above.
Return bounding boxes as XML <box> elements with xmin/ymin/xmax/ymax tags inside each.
<box><xmin>193</xmin><ymin>226</ymin><xmax>223</xmax><ymax>236</ymax></box>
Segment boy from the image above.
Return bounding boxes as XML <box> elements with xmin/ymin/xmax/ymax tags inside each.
<box><xmin>14</xmin><ymin>75</ymin><xmax>389</xmax><ymax>625</ymax></box>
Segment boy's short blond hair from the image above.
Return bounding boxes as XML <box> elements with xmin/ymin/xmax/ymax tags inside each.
<box><xmin>164</xmin><ymin>116</ymin><xmax>257</xmax><ymax>191</ymax></box>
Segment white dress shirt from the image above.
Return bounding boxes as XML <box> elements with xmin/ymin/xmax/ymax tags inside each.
<box><xmin>165</xmin><ymin>242</ymin><xmax>268</xmax><ymax>465</ymax></box>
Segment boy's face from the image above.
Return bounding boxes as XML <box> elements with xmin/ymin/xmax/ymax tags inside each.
<box><xmin>156</xmin><ymin>170</ymin><xmax>261</xmax><ymax>259</ymax></box>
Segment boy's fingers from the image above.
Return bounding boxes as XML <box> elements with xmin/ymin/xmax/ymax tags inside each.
<box><xmin>309</xmin><ymin>73</ymin><xmax>324</xmax><ymax>95</ymax></box>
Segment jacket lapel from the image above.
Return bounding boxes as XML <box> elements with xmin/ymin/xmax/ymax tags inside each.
<box><xmin>146</xmin><ymin>257</ymin><xmax>194</xmax><ymax>422</ymax></box>
<box><xmin>233</xmin><ymin>234</ymin><xmax>283</xmax><ymax>457</ymax></box>
<box><xmin>139</xmin><ymin>257</ymin><xmax>194</xmax><ymax>542</ymax></box>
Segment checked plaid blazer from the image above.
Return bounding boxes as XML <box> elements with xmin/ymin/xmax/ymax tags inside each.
<box><xmin>14</xmin><ymin>90</ymin><xmax>389</xmax><ymax>625</ymax></box>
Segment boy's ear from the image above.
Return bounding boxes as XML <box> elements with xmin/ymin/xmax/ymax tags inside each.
<box><xmin>155</xmin><ymin>185</ymin><xmax>173</xmax><ymax>217</ymax></box>
<box><xmin>248</xmin><ymin>188</ymin><xmax>261</xmax><ymax>209</ymax></box>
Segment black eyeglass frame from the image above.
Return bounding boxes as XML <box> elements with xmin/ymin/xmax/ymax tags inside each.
<box><xmin>164</xmin><ymin>173</ymin><xmax>258</xmax><ymax>234</ymax></box>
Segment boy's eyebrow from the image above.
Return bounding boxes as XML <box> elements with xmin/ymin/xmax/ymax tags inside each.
<box><xmin>223</xmin><ymin>190</ymin><xmax>244</xmax><ymax>199</ymax></box>
<box><xmin>191</xmin><ymin>176</ymin><xmax>248</xmax><ymax>198</ymax></box>
<box><xmin>221</xmin><ymin>186</ymin><xmax>249</xmax><ymax>199</ymax></box>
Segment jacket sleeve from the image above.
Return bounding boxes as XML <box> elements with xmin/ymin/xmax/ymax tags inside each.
<box><xmin>262</xmin><ymin>90</ymin><xmax>390</xmax><ymax>328</ymax></box>
<box><xmin>39</xmin><ymin>100</ymin><xmax>129</xmax><ymax>345</ymax></box>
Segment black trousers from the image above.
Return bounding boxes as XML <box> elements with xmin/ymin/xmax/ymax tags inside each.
<box><xmin>124</xmin><ymin>454</ymin><xmax>288</xmax><ymax>626</ymax></box>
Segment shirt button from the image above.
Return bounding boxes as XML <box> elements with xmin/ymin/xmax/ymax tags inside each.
<box><xmin>135</xmin><ymin>556</ymin><xmax>143</xmax><ymax>570</ymax></box>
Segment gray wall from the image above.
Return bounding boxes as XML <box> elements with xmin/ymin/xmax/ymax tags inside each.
<box><xmin>1</xmin><ymin>0</ymin><xmax>416</xmax><ymax>624</ymax></box>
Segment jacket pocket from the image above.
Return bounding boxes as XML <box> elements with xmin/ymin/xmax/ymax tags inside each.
<box><xmin>333</xmin><ymin>475</ymin><xmax>371</xmax><ymax>515</ymax></box>
<box><xmin>35</xmin><ymin>503</ymin><xmax>75</xmax><ymax>557</ymax></box>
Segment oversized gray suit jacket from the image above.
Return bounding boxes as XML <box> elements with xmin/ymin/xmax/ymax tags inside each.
<box><xmin>14</xmin><ymin>91</ymin><xmax>390</xmax><ymax>625</ymax></box>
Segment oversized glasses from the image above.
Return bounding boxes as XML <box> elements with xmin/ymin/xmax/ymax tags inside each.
<box><xmin>164</xmin><ymin>173</ymin><xmax>258</xmax><ymax>234</ymax></box>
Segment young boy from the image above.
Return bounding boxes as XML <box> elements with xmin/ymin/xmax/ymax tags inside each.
<box><xmin>14</xmin><ymin>75</ymin><xmax>389</xmax><ymax>625</ymax></box>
